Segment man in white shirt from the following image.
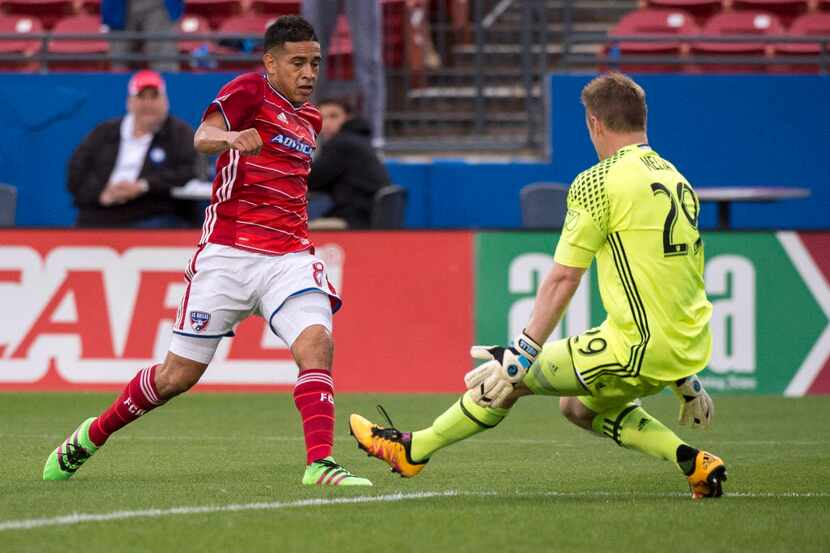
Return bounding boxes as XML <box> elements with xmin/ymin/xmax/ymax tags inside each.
<box><xmin>68</xmin><ymin>70</ymin><xmax>198</xmax><ymax>227</ymax></box>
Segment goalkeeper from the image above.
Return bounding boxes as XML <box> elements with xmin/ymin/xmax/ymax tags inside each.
<box><xmin>350</xmin><ymin>72</ymin><xmax>727</xmax><ymax>499</ymax></box>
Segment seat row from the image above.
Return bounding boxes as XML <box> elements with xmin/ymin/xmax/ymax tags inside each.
<box><xmin>0</xmin><ymin>0</ymin><xmax>300</xmax><ymax>30</ymax></box>
<box><xmin>0</xmin><ymin>8</ymin><xmax>406</xmax><ymax>72</ymax></box>
<box><xmin>645</xmin><ymin>0</ymin><xmax>830</xmax><ymax>24</ymax></box>
<box><xmin>608</xmin><ymin>8</ymin><xmax>830</xmax><ymax>72</ymax></box>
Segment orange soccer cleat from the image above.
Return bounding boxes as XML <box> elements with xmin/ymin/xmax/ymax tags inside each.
<box><xmin>687</xmin><ymin>450</ymin><xmax>728</xmax><ymax>499</ymax></box>
<box><xmin>348</xmin><ymin>413</ymin><xmax>428</xmax><ymax>478</ymax></box>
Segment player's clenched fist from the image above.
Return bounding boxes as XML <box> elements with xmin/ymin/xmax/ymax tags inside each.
<box><xmin>227</xmin><ymin>128</ymin><xmax>262</xmax><ymax>155</ymax></box>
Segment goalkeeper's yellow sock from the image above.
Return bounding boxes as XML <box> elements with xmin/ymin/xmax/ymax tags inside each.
<box><xmin>410</xmin><ymin>391</ymin><xmax>508</xmax><ymax>462</ymax></box>
<box><xmin>592</xmin><ymin>403</ymin><xmax>693</xmax><ymax>473</ymax></box>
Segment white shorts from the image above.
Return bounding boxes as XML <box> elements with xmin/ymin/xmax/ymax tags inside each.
<box><xmin>169</xmin><ymin>243</ymin><xmax>341</xmax><ymax>364</ymax></box>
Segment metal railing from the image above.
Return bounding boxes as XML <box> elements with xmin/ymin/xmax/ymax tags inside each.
<box><xmin>383</xmin><ymin>0</ymin><xmax>552</xmax><ymax>153</ymax></box>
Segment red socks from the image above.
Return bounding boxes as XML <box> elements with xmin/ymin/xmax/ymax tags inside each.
<box><xmin>293</xmin><ymin>369</ymin><xmax>335</xmax><ymax>465</ymax></box>
<box><xmin>88</xmin><ymin>364</ymin><xmax>165</xmax><ymax>447</ymax></box>
<box><xmin>85</xmin><ymin>364</ymin><xmax>335</xmax><ymax>466</ymax></box>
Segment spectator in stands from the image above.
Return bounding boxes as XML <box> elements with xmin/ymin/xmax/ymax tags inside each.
<box><xmin>103</xmin><ymin>0</ymin><xmax>182</xmax><ymax>72</ymax></box>
<box><xmin>308</xmin><ymin>98</ymin><xmax>390</xmax><ymax>229</ymax></box>
<box><xmin>302</xmin><ymin>0</ymin><xmax>386</xmax><ymax>147</ymax></box>
<box><xmin>67</xmin><ymin>70</ymin><xmax>197</xmax><ymax>228</ymax></box>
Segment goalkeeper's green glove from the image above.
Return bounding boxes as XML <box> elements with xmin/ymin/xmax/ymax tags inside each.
<box><xmin>672</xmin><ymin>374</ymin><xmax>714</xmax><ymax>429</ymax></box>
<box><xmin>464</xmin><ymin>331</ymin><xmax>543</xmax><ymax>408</ymax></box>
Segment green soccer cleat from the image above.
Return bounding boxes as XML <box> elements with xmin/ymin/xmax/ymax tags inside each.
<box><xmin>43</xmin><ymin>417</ymin><xmax>100</xmax><ymax>481</ymax></box>
<box><xmin>302</xmin><ymin>457</ymin><xmax>372</xmax><ymax>487</ymax></box>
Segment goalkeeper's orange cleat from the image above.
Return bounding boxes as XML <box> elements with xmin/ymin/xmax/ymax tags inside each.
<box><xmin>687</xmin><ymin>450</ymin><xmax>727</xmax><ymax>499</ymax></box>
<box><xmin>348</xmin><ymin>413</ymin><xmax>428</xmax><ymax>478</ymax></box>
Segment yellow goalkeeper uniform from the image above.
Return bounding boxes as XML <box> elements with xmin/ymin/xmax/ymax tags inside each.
<box><xmin>553</xmin><ymin>143</ymin><xmax>712</xmax><ymax>383</ymax></box>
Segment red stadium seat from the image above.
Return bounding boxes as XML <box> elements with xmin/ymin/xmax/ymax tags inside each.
<box><xmin>326</xmin><ymin>14</ymin><xmax>353</xmax><ymax>80</ymax></box>
<box><xmin>46</xmin><ymin>14</ymin><xmax>109</xmax><ymax>71</ymax></box>
<box><xmin>184</xmin><ymin>0</ymin><xmax>242</xmax><ymax>30</ymax></box>
<box><xmin>80</xmin><ymin>0</ymin><xmax>100</xmax><ymax>14</ymax></box>
<box><xmin>215</xmin><ymin>13</ymin><xmax>274</xmax><ymax>39</ymax></box>
<box><xmin>0</xmin><ymin>14</ymin><xmax>43</xmax><ymax>71</ymax></box>
<box><xmin>177</xmin><ymin>15</ymin><xmax>210</xmax><ymax>53</ymax></box>
<box><xmin>774</xmin><ymin>12</ymin><xmax>830</xmax><ymax>72</ymax></box>
<box><xmin>731</xmin><ymin>0</ymin><xmax>808</xmax><ymax>25</ymax></box>
<box><xmin>0</xmin><ymin>0</ymin><xmax>75</xmax><ymax>30</ymax></box>
<box><xmin>402</xmin><ymin>0</ymin><xmax>428</xmax><ymax>80</ymax></box>
<box><xmin>212</xmin><ymin>14</ymin><xmax>273</xmax><ymax>70</ymax></box>
<box><xmin>645</xmin><ymin>0</ymin><xmax>722</xmax><ymax>24</ymax></box>
<box><xmin>607</xmin><ymin>9</ymin><xmax>700</xmax><ymax>73</ymax></box>
<box><xmin>690</xmin><ymin>11</ymin><xmax>784</xmax><ymax>72</ymax></box>
<box><xmin>176</xmin><ymin>15</ymin><xmax>212</xmax><ymax>70</ymax></box>
<box><xmin>382</xmin><ymin>0</ymin><xmax>406</xmax><ymax>67</ymax></box>
<box><xmin>249</xmin><ymin>0</ymin><xmax>300</xmax><ymax>16</ymax></box>
<box><xmin>216</xmin><ymin>13</ymin><xmax>274</xmax><ymax>35</ymax></box>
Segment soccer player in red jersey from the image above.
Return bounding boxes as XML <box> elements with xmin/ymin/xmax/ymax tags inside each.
<box><xmin>43</xmin><ymin>16</ymin><xmax>372</xmax><ymax>487</ymax></box>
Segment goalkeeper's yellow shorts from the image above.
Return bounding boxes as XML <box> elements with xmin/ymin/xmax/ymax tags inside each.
<box><xmin>522</xmin><ymin>324</ymin><xmax>667</xmax><ymax>413</ymax></box>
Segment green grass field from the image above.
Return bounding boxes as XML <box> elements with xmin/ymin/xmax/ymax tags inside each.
<box><xmin>2</xmin><ymin>392</ymin><xmax>829</xmax><ymax>553</ymax></box>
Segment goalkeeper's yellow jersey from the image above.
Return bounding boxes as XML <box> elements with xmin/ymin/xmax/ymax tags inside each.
<box><xmin>553</xmin><ymin>143</ymin><xmax>712</xmax><ymax>381</ymax></box>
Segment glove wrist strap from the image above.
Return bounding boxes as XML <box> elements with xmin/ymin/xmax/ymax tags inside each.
<box><xmin>516</xmin><ymin>330</ymin><xmax>543</xmax><ymax>363</ymax></box>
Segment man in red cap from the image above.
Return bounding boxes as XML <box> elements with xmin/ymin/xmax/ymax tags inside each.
<box><xmin>67</xmin><ymin>70</ymin><xmax>198</xmax><ymax>227</ymax></box>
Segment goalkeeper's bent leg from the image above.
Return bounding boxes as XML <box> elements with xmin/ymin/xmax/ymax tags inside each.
<box><xmin>522</xmin><ymin>337</ymin><xmax>590</xmax><ymax>397</ymax></box>
<box><xmin>591</xmin><ymin>402</ymin><xmax>697</xmax><ymax>474</ymax></box>
<box><xmin>410</xmin><ymin>390</ymin><xmax>509</xmax><ymax>462</ymax></box>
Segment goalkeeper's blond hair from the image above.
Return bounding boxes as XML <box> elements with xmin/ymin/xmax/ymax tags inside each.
<box><xmin>580</xmin><ymin>73</ymin><xmax>647</xmax><ymax>133</ymax></box>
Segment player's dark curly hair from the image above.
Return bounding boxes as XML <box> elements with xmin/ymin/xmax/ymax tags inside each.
<box><xmin>264</xmin><ymin>15</ymin><xmax>318</xmax><ymax>51</ymax></box>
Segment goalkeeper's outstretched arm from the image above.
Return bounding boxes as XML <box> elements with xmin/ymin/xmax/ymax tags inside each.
<box><xmin>464</xmin><ymin>262</ymin><xmax>585</xmax><ymax>408</ymax></box>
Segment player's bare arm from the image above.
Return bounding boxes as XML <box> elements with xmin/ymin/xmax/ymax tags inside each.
<box><xmin>464</xmin><ymin>262</ymin><xmax>585</xmax><ymax>407</ymax></box>
<box><xmin>525</xmin><ymin>263</ymin><xmax>585</xmax><ymax>343</ymax></box>
<box><xmin>194</xmin><ymin>111</ymin><xmax>263</xmax><ymax>156</ymax></box>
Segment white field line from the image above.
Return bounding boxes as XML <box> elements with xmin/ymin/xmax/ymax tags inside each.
<box><xmin>0</xmin><ymin>492</ymin><xmax>457</xmax><ymax>532</ymax></box>
<box><xmin>3</xmin><ymin>434</ymin><xmax>826</xmax><ymax>447</ymax></box>
<box><xmin>2</xmin><ymin>489</ymin><xmax>829</xmax><ymax>532</ymax></box>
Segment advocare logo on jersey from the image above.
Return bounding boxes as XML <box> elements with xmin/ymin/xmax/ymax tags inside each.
<box><xmin>271</xmin><ymin>132</ymin><xmax>315</xmax><ymax>157</ymax></box>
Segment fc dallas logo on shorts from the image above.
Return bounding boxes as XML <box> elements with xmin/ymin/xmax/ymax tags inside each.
<box><xmin>190</xmin><ymin>311</ymin><xmax>210</xmax><ymax>332</ymax></box>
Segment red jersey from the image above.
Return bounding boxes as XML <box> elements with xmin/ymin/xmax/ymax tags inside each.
<box><xmin>199</xmin><ymin>73</ymin><xmax>322</xmax><ymax>255</ymax></box>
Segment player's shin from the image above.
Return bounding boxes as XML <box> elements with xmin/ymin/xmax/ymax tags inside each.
<box><xmin>88</xmin><ymin>364</ymin><xmax>166</xmax><ymax>447</ymax></box>
<box><xmin>410</xmin><ymin>390</ymin><xmax>508</xmax><ymax>462</ymax></box>
<box><xmin>43</xmin><ymin>364</ymin><xmax>166</xmax><ymax>480</ymax></box>
<box><xmin>591</xmin><ymin>403</ymin><xmax>691</xmax><ymax>469</ymax></box>
<box><xmin>293</xmin><ymin>368</ymin><xmax>335</xmax><ymax>464</ymax></box>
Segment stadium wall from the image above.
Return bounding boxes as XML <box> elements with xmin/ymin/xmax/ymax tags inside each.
<box><xmin>0</xmin><ymin>230</ymin><xmax>827</xmax><ymax>395</ymax></box>
<box><xmin>0</xmin><ymin>74</ymin><xmax>826</xmax><ymax>229</ymax></box>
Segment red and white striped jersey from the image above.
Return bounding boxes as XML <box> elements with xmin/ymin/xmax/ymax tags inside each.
<box><xmin>199</xmin><ymin>73</ymin><xmax>322</xmax><ymax>255</ymax></box>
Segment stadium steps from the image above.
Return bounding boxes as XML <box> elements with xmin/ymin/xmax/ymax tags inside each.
<box><xmin>384</xmin><ymin>0</ymin><xmax>634</xmax><ymax>154</ymax></box>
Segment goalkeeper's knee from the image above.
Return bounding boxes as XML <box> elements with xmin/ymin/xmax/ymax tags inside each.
<box><xmin>559</xmin><ymin>397</ymin><xmax>595</xmax><ymax>430</ymax></box>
